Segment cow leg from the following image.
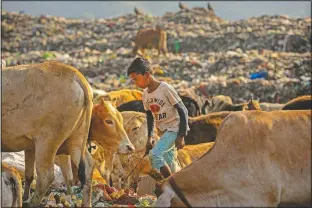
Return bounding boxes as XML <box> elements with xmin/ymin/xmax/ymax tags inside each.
<box><xmin>23</xmin><ymin>149</ymin><xmax>35</xmax><ymax>204</ymax></box>
<box><xmin>29</xmin><ymin>144</ymin><xmax>57</xmax><ymax>206</ymax></box>
<box><xmin>102</xmin><ymin>153</ymin><xmax>114</xmax><ymax>184</ymax></box>
<box><xmin>157</xmin><ymin>48</ymin><xmax>161</xmax><ymax>56</ymax></box>
<box><xmin>81</xmin><ymin>150</ymin><xmax>94</xmax><ymax>207</ymax></box>
<box><xmin>71</xmin><ymin>161</ymin><xmax>80</xmax><ymax>185</ymax></box>
<box><xmin>67</xmin><ymin>143</ymin><xmax>94</xmax><ymax>207</ymax></box>
<box><xmin>57</xmin><ymin>155</ymin><xmax>74</xmax><ymax>194</ymax></box>
<box><xmin>102</xmin><ymin>171</ymin><xmax>111</xmax><ymax>186</ymax></box>
<box><xmin>111</xmin><ymin>174</ymin><xmax>122</xmax><ymax>190</ymax></box>
<box><xmin>128</xmin><ymin>170</ymin><xmax>141</xmax><ymax>192</ymax></box>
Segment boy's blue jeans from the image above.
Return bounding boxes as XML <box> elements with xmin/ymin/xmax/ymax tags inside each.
<box><xmin>149</xmin><ymin>131</ymin><xmax>178</xmax><ymax>171</ymax></box>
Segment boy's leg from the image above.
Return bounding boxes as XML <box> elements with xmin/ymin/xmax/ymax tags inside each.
<box><xmin>164</xmin><ymin>147</ymin><xmax>181</xmax><ymax>173</ymax></box>
<box><xmin>149</xmin><ymin>131</ymin><xmax>178</xmax><ymax>178</ymax></box>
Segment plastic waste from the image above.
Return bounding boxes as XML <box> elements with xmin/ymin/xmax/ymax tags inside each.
<box><xmin>174</xmin><ymin>39</ymin><xmax>181</xmax><ymax>54</ymax></box>
<box><xmin>249</xmin><ymin>70</ymin><xmax>268</xmax><ymax>80</ymax></box>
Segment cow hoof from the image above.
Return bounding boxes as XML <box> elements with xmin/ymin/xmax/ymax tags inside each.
<box><xmin>22</xmin><ymin>201</ymin><xmax>29</xmax><ymax>207</ymax></box>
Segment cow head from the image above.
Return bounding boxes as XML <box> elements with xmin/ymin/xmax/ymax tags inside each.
<box><xmin>91</xmin><ymin>98</ymin><xmax>135</xmax><ymax>154</ymax></box>
<box><xmin>207</xmin><ymin>95</ymin><xmax>233</xmax><ymax>113</ymax></box>
<box><xmin>121</xmin><ymin>111</ymin><xmax>148</xmax><ymax>150</ymax></box>
<box><xmin>245</xmin><ymin>97</ymin><xmax>261</xmax><ymax>111</ymax></box>
<box><xmin>116</xmin><ymin>111</ymin><xmax>159</xmax><ymax>189</ymax></box>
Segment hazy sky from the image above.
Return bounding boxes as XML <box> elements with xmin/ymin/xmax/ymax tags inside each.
<box><xmin>2</xmin><ymin>1</ymin><xmax>311</xmax><ymax>21</ymax></box>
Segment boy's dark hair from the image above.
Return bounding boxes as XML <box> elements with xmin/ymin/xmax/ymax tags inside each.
<box><xmin>127</xmin><ymin>57</ymin><xmax>153</xmax><ymax>76</ymax></box>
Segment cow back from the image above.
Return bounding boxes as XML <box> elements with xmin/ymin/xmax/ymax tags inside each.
<box><xmin>282</xmin><ymin>95</ymin><xmax>312</xmax><ymax>110</ymax></box>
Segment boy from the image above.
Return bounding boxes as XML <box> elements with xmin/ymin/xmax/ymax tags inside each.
<box><xmin>127</xmin><ymin>57</ymin><xmax>189</xmax><ymax>178</ymax></box>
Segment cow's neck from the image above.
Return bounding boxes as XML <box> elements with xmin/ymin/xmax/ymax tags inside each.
<box><xmin>169</xmin><ymin>148</ymin><xmax>226</xmax><ymax>204</ymax></box>
<box><xmin>91</xmin><ymin>135</ymin><xmax>119</xmax><ymax>151</ymax></box>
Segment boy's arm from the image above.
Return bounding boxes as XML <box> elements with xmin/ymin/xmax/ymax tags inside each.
<box><xmin>174</xmin><ymin>102</ymin><xmax>188</xmax><ymax>137</ymax></box>
<box><xmin>142</xmin><ymin>92</ymin><xmax>153</xmax><ymax>140</ymax></box>
<box><xmin>146</xmin><ymin>110</ymin><xmax>154</xmax><ymax>139</ymax></box>
<box><xmin>145</xmin><ymin>110</ymin><xmax>154</xmax><ymax>154</ymax></box>
<box><xmin>164</xmin><ymin>84</ymin><xmax>187</xmax><ymax>149</ymax></box>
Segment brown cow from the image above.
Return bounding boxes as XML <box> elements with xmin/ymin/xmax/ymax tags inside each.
<box><xmin>205</xmin><ymin>95</ymin><xmax>261</xmax><ymax>112</ymax></box>
<box><xmin>206</xmin><ymin>95</ymin><xmax>285</xmax><ymax>112</ymax></box>
<box><xmin>1</xmin><ymin>162</ymin><xmax>23</xmax><ymax>208</ymax></box>
<box><xmin>71</xmin><ymin>111</ymin><xmax>155</xmax><ymax>190</ymax></box>
<box><xmin>2</xmin><ymin>61</ymin><xmax>94</xmax><ymax>207</ymax></box>
<box><xmin>57</xmin><ymin>99</ymin><xmax>136</xmax><ymax>192</ymax></box>
<box><xmin>155</xmin><ymin>110</ymin><xmax>311</xmax><ymax>207</ymax></box>
<box><xmin>282</xmin><ymin>95</ymin><xmax>312</xmax><ymax>110</ymax></box>
<box><xmin>186</xmin><ymin>111</ymin><xmax>232</xmax><ymax>144</ymax></box>
<box><xmin>95</xmin><ymin>89</ymin><xmax>143</xmax><ymax>107</ymax></box>
<box><xmin>132</xmin><ymin>26</ymin><xmax>168</xmax><ymax>56</ymax></box>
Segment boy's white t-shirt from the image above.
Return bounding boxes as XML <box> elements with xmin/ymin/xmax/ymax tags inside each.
<box><xmin>142</xmin><ymin>82</ymin><xmax>190</xmax><ymax>133</ymax></box>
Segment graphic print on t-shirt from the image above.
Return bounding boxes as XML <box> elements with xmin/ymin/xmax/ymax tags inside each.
<box><xmin>150</xmin><ymin>104</ymin><xmax>160</xmax><ymax>113</ymax></box>
<box><xmin>147</xmin><ymin>97</ymin><xmax>167</xmax><ymax>121</ymax></box>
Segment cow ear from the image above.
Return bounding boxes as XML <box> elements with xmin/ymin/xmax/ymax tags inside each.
<box><xmin>100</xmin><ymin>97</ymin><xmax>106</xmax><ymax>106</ymax></box>
<box><xmin>102</xmin><ymin>94</ymin><xmax>111</xmax><ymax>101</ymax></box>
<box><xmin>247</xmin><ymin>98</ymin><xmax>252</xmax><ymax>105</ymax></box>
<box><xmin>111</xmin><ymin>98</ymin><xmax>117</xmax><ymax>107</ymax></box>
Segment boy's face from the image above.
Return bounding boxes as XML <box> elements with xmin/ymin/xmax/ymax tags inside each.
<box><xmin>129</xmin><ymin>72</ymin><xmax>149</xmax><ymax>89</ymax></box>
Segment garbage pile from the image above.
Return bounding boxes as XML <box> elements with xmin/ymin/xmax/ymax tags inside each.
<box><xmin>2</xmin><ymin>152</ymin><xmax>156</xmax><ymax>207</ymax></box>
<box><xmin>38</xmin><ymin>183</ymin><xmax>156</xmax><ymax>207</ymax></box>
<box><xmin>163</xmin><ymin>12</ymin><xmax>311</xmax><ymax>53</ymax></box>
<box><xmin>1</xmin><ymin>10</ymin><xmax>311</xmax><ymax>103</ymax></box>
<box><xmin>2</xmin><ymin>10</ymin><xmax>310</xmax><ymax>54</ymax></box>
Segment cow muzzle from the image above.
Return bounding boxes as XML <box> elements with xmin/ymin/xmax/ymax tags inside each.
<box><xmin>118</xmin><ymin>142</ymin><xmax>135</xmax><ymax>154</ymax></box>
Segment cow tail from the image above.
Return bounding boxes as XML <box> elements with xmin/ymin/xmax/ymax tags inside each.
<box><xmin>9</xmin><ymin>172</ymin><xmax>23</xmax><ymax>207</ymax></box>
<box><xmin>75</xmin><ymin>71</ymin><xmax>94</xmax><ymax>187</ymax></box>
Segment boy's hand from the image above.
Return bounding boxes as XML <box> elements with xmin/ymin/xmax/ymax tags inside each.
<box><xmin>145</xmin><ymin>139</ymin><xmax>154</xmax><ymax>155</ymax></box>
<box><xmin>175</xmin><ymin>135</ymin><xmax>185</xmax><ymax>150</ymax></box>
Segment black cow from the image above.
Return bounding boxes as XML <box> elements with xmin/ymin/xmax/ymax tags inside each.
<box><xmin>117</xmin><ymin>100</ymin><xmax>145</xmax><ymax>113</ymax></box>
<box><xmin>282</xmin><ymin>95</ymin><xmax>312</xmax><ymax>110</ymax></box>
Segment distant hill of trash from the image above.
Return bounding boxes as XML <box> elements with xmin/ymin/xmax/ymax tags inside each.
<box><xmin>1</xmin><ymin>6</ymin><xmax>311</xmax><ymax>103</ymax></box>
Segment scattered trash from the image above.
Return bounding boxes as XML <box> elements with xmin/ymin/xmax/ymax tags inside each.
<box><xmin>249</xmin><ymin>70</ymin><xmax>268</xmax><ymax>80</ymax></box>
<box><xmin>1</xmin><ymin>10</ymin><xmax>310</xmax><ymax>103</ymax></box>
